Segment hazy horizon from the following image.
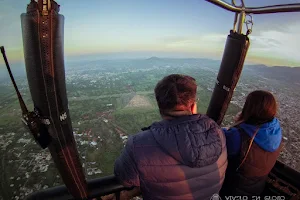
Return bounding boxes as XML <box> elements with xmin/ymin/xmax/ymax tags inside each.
<box><xmin>1</xmin><ymin>0</ymin><xmax>300</xmax><ymax>67</ymax></box>
<box><xmin>0</xmin><ymin>55</ymin><xmax>299</xmax><ymax>69</ymax></box>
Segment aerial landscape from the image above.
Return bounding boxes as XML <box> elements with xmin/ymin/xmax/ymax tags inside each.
<box><xmin>0</xmin><ymin>57</ymin><xmax>299</xmax><ymax>200</ymax></box>
<box><xmin>1</xmin><ymin>0</ymin><xmax>300</xmax><ymax>199</ymax></box>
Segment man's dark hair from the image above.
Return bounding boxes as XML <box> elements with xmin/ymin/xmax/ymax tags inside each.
<box><xmin>154</xmin><ymin>74</ymin><xmax>197</xmax><ymax>115</ymax></box>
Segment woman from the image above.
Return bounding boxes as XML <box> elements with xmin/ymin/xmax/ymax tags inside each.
<box><xmin>220</xmin><ymin>90</ymin><xmax>283</xmax><ymax>197</ymax></box>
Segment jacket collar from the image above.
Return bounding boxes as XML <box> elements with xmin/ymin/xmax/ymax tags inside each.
<box><xmin>152</xmin><ymin>114</ymin><xmax>202</xmax><ymax>127</ymax></box>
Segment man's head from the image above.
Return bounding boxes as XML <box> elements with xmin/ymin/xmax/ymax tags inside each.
<box><xmin>154</xmin><ymin>74</ymin><xmax>197</xmax><ymax>117</ymax></box>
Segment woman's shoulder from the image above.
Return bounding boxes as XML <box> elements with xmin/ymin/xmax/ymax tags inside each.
<box><xmin>222</xmin><ymin>126</ymin><xmax>239</xmax><ymax>135</ymax></box>
<box><xmin>223</xmin><ymin>126</ymin><xmax>243</xmax><ymax>157</ymax></box>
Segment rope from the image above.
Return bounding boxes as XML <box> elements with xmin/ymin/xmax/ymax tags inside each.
<box><xmin>236</xmin><ymin>126</ymin><xmax>260</xmax><ymax>171</ymax></box>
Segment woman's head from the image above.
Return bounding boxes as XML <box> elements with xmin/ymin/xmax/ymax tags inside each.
<box><xmin>239</xmin><ymin>90</ymin><xmax>277</xmax><ymax>125</ymax></box>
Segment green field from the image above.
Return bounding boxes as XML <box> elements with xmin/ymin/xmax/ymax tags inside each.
<box><xmin>0</xmin><ymin>59</ymin><xmax>267</xmax><ymax>200</ymax></box>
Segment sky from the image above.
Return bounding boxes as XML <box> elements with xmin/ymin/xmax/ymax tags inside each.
<box><xmin>0</xmin><ymin>0</ymin><xmax>300</xmax><ymax>66</ymax></box>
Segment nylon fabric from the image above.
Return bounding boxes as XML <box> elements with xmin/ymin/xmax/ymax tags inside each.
<box><xmin>115</xmin><ymin>114</ymin><xmax>227</xmax><ymax>200</ymax></box>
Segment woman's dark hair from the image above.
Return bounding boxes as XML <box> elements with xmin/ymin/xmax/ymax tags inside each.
<box><xmin>238</xmin><ymin>90</ymin><xmax>277</xmax><ymax>125</ymax></box>
<box><xmin>154</xmin><ymin>74</ymin><xmax>197</xmax><ymax>115</ymax></box>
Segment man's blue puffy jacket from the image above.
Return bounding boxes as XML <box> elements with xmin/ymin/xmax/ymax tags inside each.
<box><xmin>114</xmin><ymin>114</ymin><xmax>228</xmax><ymax>200</ymax></box>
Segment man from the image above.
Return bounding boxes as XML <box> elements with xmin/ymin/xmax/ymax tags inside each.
<box><xmin>114</xmin><ymin>74</ymin><xmax>227</xmax><ymax>200</ymax></box>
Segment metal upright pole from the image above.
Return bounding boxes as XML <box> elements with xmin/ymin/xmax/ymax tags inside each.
<box><xmin>1</xmin><ymin>46</ymin><xmax>29</xmax><ymax>115</ymax></box>
<box><xmin>237</xmin><ymin>11</ymin><xmax>245</xmax><ymax>34</ymax></box>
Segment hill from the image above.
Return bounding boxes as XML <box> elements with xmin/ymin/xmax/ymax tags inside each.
<box><xmin>245</xmin><ymin>64</ymin><xmax>300</xmax><ymax>84</ymax></box>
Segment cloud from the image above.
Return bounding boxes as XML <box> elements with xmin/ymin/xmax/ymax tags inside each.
<box><xmin>249</xmin><ymin>23</ymin><xmax>300</xmax><ymax>63</ymax></box>
<box><xmin>160</xmin><ymin>34</ymin><xmax>227</xmax><ymax>53</ymax></box>
<box><xmin>158</xmin><ymin>27</ymin><xmax>300</xmax><ymax>66</ymax></box>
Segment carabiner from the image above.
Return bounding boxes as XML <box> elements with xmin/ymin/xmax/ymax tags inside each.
<box><xmin>245</xmin><ymin>14</ymin><xmax>254</xmax><ymax>35</ymax></box>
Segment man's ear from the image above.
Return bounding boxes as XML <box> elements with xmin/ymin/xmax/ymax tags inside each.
<box><xmin>191</xmin><ymin>103</ymin><xmax>197</xmax><ymax>114</ymax></box>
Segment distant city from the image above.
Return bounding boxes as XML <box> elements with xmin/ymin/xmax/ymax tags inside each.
<box><xmin>0</xmin><ymin>57</ymin><xmax>299</xmax><ymax>200</ymax></box>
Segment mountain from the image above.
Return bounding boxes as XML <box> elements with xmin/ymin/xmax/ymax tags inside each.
<box><xmin>0</xmin><ymin>62</ymin><xmax>26</xmax><ymax>82</ymax></box>
<box><xmin>1</xmin><ymin>57</ymin><xmax>299</xmax><ymax>85</ymax></box>
<box><xmin>246</xmin><ymin>64</ymin><xmax>300</xmax><ymax>84</ymax></box>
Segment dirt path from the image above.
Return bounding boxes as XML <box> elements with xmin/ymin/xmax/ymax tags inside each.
<box><xmin>125</xmin><ymin>95</ymin><xmax>152</xmax><ymax>108</ymax></box>
<box><xmin>69</xmin><ymin>91</ymin><xmax>153</xmax><ymax>102</ymax></box>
